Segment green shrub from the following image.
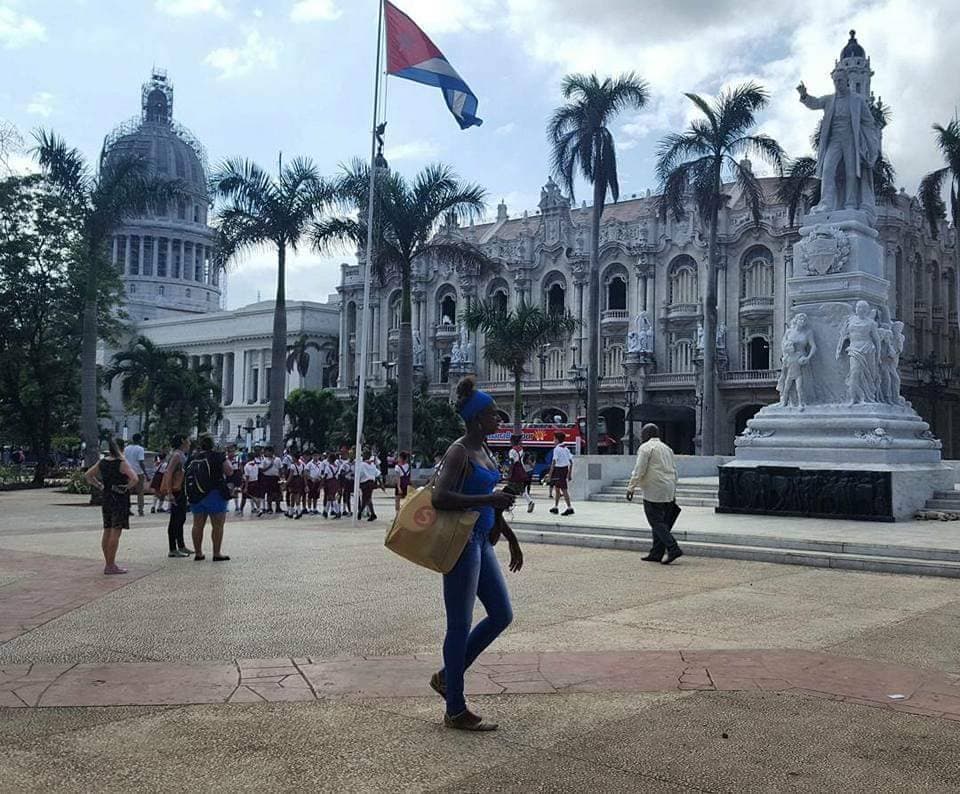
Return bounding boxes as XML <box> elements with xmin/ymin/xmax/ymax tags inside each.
<box><xmin>64</xmin><ymin>469</ymin><xmax>92</xmax><ymax>495</ymax></box>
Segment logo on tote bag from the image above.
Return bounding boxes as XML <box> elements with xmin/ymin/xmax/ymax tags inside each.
<box><xmin>413</xmin><ymin>505</ymin><xmax>436</xmax><ymax>526</ymax></box>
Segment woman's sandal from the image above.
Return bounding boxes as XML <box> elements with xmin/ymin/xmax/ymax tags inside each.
<box><xmin>443</xmin><ymin>708</ymin><xmax>497</xmax><ymax>732</ymax></box>
<box><xmin>429</xmin><ymin>671</ymin><xmax>446</xmax><ymax>699</ymax></box>
<box><xmin>213</xmin><ymin>555</ymin><xmax>231</xmax><ymax>562</ymax></box>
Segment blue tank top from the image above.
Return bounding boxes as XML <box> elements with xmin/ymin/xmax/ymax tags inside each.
<box><xmin>460</xmin><ymin>454</ymin><xmax>500</xmax><ymax>535</ymax></box>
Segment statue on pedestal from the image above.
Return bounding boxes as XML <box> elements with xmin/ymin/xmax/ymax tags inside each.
<box><xmin>836</xmin><ymin>300</ymin><xmax>881</xmax><ymax>404</ymax></box>
<box><xmin>777</xmin><ymin>313</ymin><xmax>816</xmax><ymax>410</ymax></box>
<box><xmin>413</xmin><ymin>331</ymin><xmax>425</xmax><ymax>367</ymax></box>
<box><xmin>797</xmin><ymin>41</ymin><xmax>881</xmax><ymax>214</ymax></box>
<box><xmin>626</xmin><ymin>311</ymin><xmax>654</xmax><ymax>354</ymax></box>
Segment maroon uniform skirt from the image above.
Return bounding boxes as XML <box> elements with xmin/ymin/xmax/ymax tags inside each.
<box><xmin>245</xmin><ymin>479</ymin><xmax>261</xmax><ymax>499</ymax></box>
<box><xmin>551</xmin><ymin>466</ymin><xmax>569</xmax><ymax>489</ymax></box>
<box><xmin>150</xmin><ymin>471</ymin><xmax>164</xmax><ymax>492</ymax></box>
<box><xmin>307</xmin><ymin>479</ymin><xmax>322</xmax><ymax>499</ymax></box>
<box><xmin>323</xmin><ymin>477</ymin><xmax>340</xmax><ymax>501</ymax></box>
<box><xmin>263</xmin><ymin>475</ymin><xmax>281</xmax><ymax>499</ymax></box>
<box><xmin>287</xmin><ymin>475</ymin><xmax>305</xmax><ymax>494</ymax></box>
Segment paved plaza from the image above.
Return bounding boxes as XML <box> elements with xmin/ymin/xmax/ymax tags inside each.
<box><xmin>2</xmin><ymin>488</ymin><xmax>960</xmax><ymax>792</ymax></box>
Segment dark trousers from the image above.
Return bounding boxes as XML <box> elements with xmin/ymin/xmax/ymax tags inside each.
<box><xmin>642</xmin><ymin>499</ymin><xmax>681</xmax><ymax>559</ymax></box>
<box><xmin>167</xmin><ymin>491</ymin><xmax>187</xmax><ymax>552</ymax></box>
<box><xmin>359</xmin><ymin>481</ymin><xmax>375</xmax><ymax>517</ymax></box>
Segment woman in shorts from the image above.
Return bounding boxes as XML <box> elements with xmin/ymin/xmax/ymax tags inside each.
<box><xmin>85</xmin><ymin>436</ymin><xmax>138</xmax><ymax>575</ymax></box>
<box><xmin>189</xmin><ymin>435</ymin><xmax>234</xmax><ymax>561</ymax></box>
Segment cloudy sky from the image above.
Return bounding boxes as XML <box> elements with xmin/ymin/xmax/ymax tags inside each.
<box><xmin>2</xmin><ymin>0</ymin><xmax>958</xmax><ymax>309</ymax></box>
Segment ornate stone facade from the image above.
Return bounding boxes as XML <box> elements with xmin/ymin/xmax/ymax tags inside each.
<box><xmin>338</xmin><ymin>177</ymin><xmax>958</xmax><ymax>455</ymax></box>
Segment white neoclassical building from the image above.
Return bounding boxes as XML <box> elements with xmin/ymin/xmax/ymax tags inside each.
<box><xmin>99</xmin><ymin>71</ymin><xmax>339</xmax><ymax>446</ymax></box>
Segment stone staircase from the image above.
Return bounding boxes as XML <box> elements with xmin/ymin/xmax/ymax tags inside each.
<box><xmin>590</xmin><ymin>477</ymin><xmax>719</xmax><ymax>507</ymax></box>
<box><xmin>922</xmin><ymin>490</ymin><xmax>960</xmax><ymax>513</ymax></box>
<box><xmin>511</xmin><ymin>522</ymin><xmax>960</xmax><ymax>579</ymax></box>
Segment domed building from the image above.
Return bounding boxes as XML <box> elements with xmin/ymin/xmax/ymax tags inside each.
<box><xmin>103</xmin><ymin>70</ymin><xmax>220</xmax><ymax>321</ymax></box>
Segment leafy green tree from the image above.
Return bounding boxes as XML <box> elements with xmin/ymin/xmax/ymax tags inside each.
<box><xmin>412</xmin><ymin>383</ymin><xmax>466</xmax><ymax>461</ymax></box>
<box><xmin>151</xmin><ymin>360</ymin><xmax>222</xmax><ymax>442</ymax></box>
<box><xmin>33</xmin><ymin>130</ymin><xmax>183</xmax><ymax>467</ymax></box>
<box><xmin>0</xmin><ymin>174</ymin><xmax>121</xmax><ymax>483</ymax></box>
<box><xmin>464</xmin><ymin>299</ymin><xmax>578</xmax><ymax>433</ymax></box>
<box><xmin>105</xmin><ymin>336</ymin><xmax>188</xmax><ymax>448</ymax></box>
<box><xmin>313</xmin><ymin>160</ymin><xmax>489</xmax><ymax>454</ymax></box>
<box><xmin>211</xmin><ymin>157</ymin><xmax>331</xmax><ymax>451</ymax></box>
<box><xmin>284</xmin><ymin>388</ymin><xmax>343</xmax><ymax>452</ymax></box>
<box><xmin>919</xmin><ymin>119</ymin><xmax>960</xmax><ymax>238</ymax></box>
<box><xmin>547</xmin><ymin>72</ymin><xmax>649</xmax><ymax>454</ymax></box>
<box><xmin>656</xmin><ymin>83</ymin><xmax>784</xmax><ymax>454</ymax></box>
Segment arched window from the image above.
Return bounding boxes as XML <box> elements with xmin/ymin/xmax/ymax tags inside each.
<box><xmin>542</xmin><ymin>271</ymin><xmax>568</xmax><ymax>315</ymax></box>
<box><xmin>669</xmin><ymin>336</ymin><xmax>694</xmax><ymax>373</ymax></box>
<box><xmin>740</xmin><ymin>246</ymin><xmax>774</xmax><ymax>299</ymax></box>
<box><xmin>486</xmin><ymin>279</ymin><xmax>510</xmax><ymax>313</ymax></box>
<box><xmin>493</xmin><ymin>290</ymin><xmax>508</xmax><ymax>313</ymax></box>
<box><xmin>606</xmin><ymin>275</ymin><xmax>627</xmax><ymax>311</ymax></box>
<box><xmin>388</xmin><ymin>292</ymin><xmax>402</xmax><ymax>330</ymax></box>
<box><xmin>747</xmin><ymin>336</ymin><xmax>770</xmax><ymax>370</ymax></box>
<box><xmin>439</xmin><ymin>294</ymin><xmax>457</xmax><ymax>325</ymax></box>
<box><xmin>668</xmin><ymin>256</ymin><xmax>698</xmax><ymax>305</ymax></box>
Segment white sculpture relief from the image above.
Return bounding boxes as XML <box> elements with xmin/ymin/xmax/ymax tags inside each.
<box><xmin>413</xmin><ymin>332</ymin><xmax>425</xmax><ymax>367</ymax></box>
<box><xmin>836</xmin><ymin>300</ymin><xmax>881</xmax><ymax>404</ymax></box>
<box><xmin>855</xmin><ymin>428</ymin><xmax>892</xmax><ymax>447</ymax></box>
<box><xmin>716</xmin><ymin>321</ymin><xmax>727</xmax><ymax>352</ymax></box>
<box><xmin>878</xmin><ymin>320</ymin><xmax>905</xmax><ymax>404</ymax></box>
<box><xmin>796</xmin><ymin>225</ymin><xmax>851</xmax><ymax>275</ymax></box>
<box><xmin>627</xmin><ymin>311</ymin><xmax>654</xmax><ymax>353</ymax></box>
<box><xmin>777</xmin><ymin>313</ymin><xmax>816</xmax><ymax>410</ymax></box>
<box><xmin>696</xmin><ymin>322</ymin><xmax>704</xmax><ymax>352</ymax></box>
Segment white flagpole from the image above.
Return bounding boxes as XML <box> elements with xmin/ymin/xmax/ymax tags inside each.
<box><xmin>353</xmin><ymin>0</ymin><xmax>385</xmax><ymax>523</ymax></box>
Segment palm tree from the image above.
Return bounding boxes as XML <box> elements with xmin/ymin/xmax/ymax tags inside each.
<box><xmin>105</xmin><ymin>336</ymin><xmax>188</xmax><ymax>448</ymax></box>
<box><xmin>656</xmin><ymin>83</ymin><xmax>784</xmax><ymax>455</ymax></box>
<box><xmin>779</xmin><ymin>98</ymin><xmax>897</xmax><ymax>228</ymax></box>
<box><xmin>211</xmin><ymin>156</ymin><xmax>331</xmax><ymax>449</ymax></box>
<box><xmin>286</xmin><ymin>334</ymin><xmax>322</xmax><ymax>379</ymax></box>
<box><xmin>919</xmin><ymin>120</ymin><xmax>960</xmax><ymax>239</ymax></box>
<box><xmin>313</xmin><ymin>160</ymin><xmax>490</xmax><ymax>453</ymax></box>
<box><xmin>464</xmin><ymin>299</ymin><xmax>578</xmax><ymax>432</ymax></box>
<box><xmin>547</xmin><ymin>72</ymin><xmax>649</xmax><ymax>454</ymax></box>
<box><xmin>33</xmin><ymin>130</ymin><xmax>184</xmax><ymax>466</ymax></box>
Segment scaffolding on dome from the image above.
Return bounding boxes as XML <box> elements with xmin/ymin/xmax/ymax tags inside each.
<box><xmin>100</xmin><ymin>115</ymin><xmax>209</xmax><ymax>178</ymax></box>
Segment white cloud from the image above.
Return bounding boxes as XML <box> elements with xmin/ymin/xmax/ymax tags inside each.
<box><xmin>389</xmin><ymin>0</ymin><xmax>500</xmax><ymax>34</ymax></box>
<box><xmin>25</xmin><ymin>91</ymin><xmax>54</xmax><ymax>117</ymax></box>
<box><xmin>289</xmin><ymin>0</ymin><xmax>341</xmax><ymax>23</ymax></box>
<box><xmin>204</xmin><ymin>30</ymin><xmax>279</xmax><ymax>80</ymax></box>
<box><xmin>0</xmin><ymin>5</ymin><xmax>46</xmax><ymax>48</ymax></box>
<box><xmin>383</xmin><ymin>140</ymin><xmax>440</xmax><ymax>161</ymax></box>
<box><xmin>494</xmin><ymin>122</ymin><xmax>515</xmax><ymax>136</ymax></box>
<box><xmin>501</xmin><ymin>0</ymin><xmax>960</xmax><ymax>194</ymax></box>
<box><xmin>155</xmin><ymin>0</ymin><xmax>229</xmax><ymax>17</ymax></box>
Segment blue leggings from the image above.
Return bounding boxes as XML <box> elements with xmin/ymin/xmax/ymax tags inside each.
<box><xmin>441</xmin><ymin>530</ymin><xmax>513</xmax><ymax>716</ymax></box>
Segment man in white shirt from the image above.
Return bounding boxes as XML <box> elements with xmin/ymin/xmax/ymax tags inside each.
<box><xmin>242</xmin><ymin>458</ymin><xmax>263</xmax><ymax>517</ymax></box>
<box><xmin>357</xmin><ymin>453</ymin><xmax>381</xmax><ymax>522</ymax></box>
<box><xmin>123</xmin><ymin>434</ymin><xmax>147</xmax><ymax>516</ymax></box>
<box><xmin>547</xmin><ymin>433</ymin><xmax>574</xmax><ymax>516</ymax></box>
<box><xmin>626</xmin><ymin>424</ymin><xmax>683</xmax><ymax>564</ymax></box>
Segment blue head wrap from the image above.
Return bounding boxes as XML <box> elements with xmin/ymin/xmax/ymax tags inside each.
<box><xmin>459</xmin><ymin>389</ymin><xmax>494</xmax><ymax>422</ymax></box>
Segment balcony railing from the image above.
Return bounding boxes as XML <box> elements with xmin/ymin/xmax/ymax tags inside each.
<box><xmin>387</xmin><ymin>327</ymin><xmax>400</xmax><ymax>342</ymax></box>
<box><xmin>435</xmin><ymin>323</ymin><xmax>458</xmax><ymax>339</ymax></box>
<box><xmin>932</xmin><ymin>304</ymin><xmax>945</xmax><ymax>320</ymax></box>
<box><xmin>601</xmin><ymin>309</ymin><xmax>629</xmax><ymax>323</ymax></box>
<box><xmin>739</xmin><ymin>296</ymin><xmax>774</xmax><ymax>313</ymax></box>
<box><xmin>665</xmin><ymin>303</ymin><xmax>700</xmax><ymax>319</ymax></box>
<box><xmin>914</xmin><ymin>300</ymin><xmax>928</xmax><ymax>315</ymax></box>
<box><xmin>719</xmin><ymin>369</ymin><xmax>780</xmax><ymax>385</ymax></box>
<box><xmin>645</xmin><ymin>372</ymin><xmax>696</xmax><ymax>388</ymax></box>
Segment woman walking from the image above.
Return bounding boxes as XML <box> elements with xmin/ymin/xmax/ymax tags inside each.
<box><xmin>149</xmin><ymin>452</ymin><xmax>167</xmax><ymax>514</ymax></box>
<box><xmin>431</xmin><ymin>377</ymin><xmax>524</xmax><ymax>731</ymax></box>
<box><xmin>84</xmin><ymin>436</ymin><xmax>138</xmax><ymax>575</ymax></box>
<box><xmin>188</xmin><ymin>435</ymin><xmax>233</xmax><ymax>562</ymax></box>
<box><xmin>393</xmin><ymin>450</ymin><xmax>412</xmax><ymax>514</ymax></box>
<box><xmin>160</xmin><ymin>434</ymin><xmax>193</xmax><ymax>557</ymax></box>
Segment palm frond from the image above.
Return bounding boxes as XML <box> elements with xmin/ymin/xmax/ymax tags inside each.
<box><xmin>730</xmin><ymin>155</ymin><xmax>765</xmax><ymax>226</ymax></box>
<box><xmin>728</xmin><ymin>133</ymin><xmax>785</xmax><ymax>174</ymax></box>
<box><xmin>655</xmin><ymin>130</ymin><xmax>709</xmax><ymax>182</ymax></box>
<box><xmin>31</xmin><ymin>129</ymin><xmax>91</xmax><ymax>197</ymax></box>
<box><xmin>716</xmin><ymin>82</ymin><xmax>769</xmax><ymax>144</ymax></box>
<box><xmin>777</xmin><ymin>156</ymin><xmax>818</xmax><ymax>226</ymax></box>
<box><xmin>919</xmin><ymin>166</ymin><xmax>949</xmax><ymax>238</ymax></box>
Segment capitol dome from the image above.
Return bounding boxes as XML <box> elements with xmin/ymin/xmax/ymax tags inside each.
<box><xmin>102</xmin><ymin>70</ymin><xmax>220</xmax><ymax>321</ymax></box>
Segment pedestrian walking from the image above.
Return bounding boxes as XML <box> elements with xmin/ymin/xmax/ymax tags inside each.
<box><xmin>149</xmin><ymin>452</ymin><xmax>167</xmax><ymax>513</ymax></box>
<box><xmin>505</xmin><ymin>434</ymin><xmax>535</xmax><ymax>513</ymax></box>
<box><xmin>242</xmin><ymin>454</ymin><xmax>263</xmax><ymax>517</ymax></box>
<box><xmin>546</xmin><ymin>433</ymin><xmax>575</xmax><ymax>516</ymax></box>
<box><xmin>186</xmin><ymin>435</ymin><xmax>233</xmax><ymax>562</ymax></box>
<box><xmin>123</xmin><ymin>433</ymin><xmax>147</xmax><ymax>516</ymax></box>
<box><xmin>429</xmin><ymin>377</ymin><xmax>522</xmax><ymax>731</ymax></box>
<box><xmin>226</xmin><ymin>447</ymin><xmax>243</xmax><ymax>513</ymax></box>
<box><xmin>626</xmin><ymin>423</ymin><xmax>683</xmax><ymax>565</ymax></box>
<box><xmin>160</xmin><ymin>434</ymin><xmax>193</xmax><ymax>557</ymax></box>
<box><xmin>84</xmin><ymin>436</ymin><xmax>138</xmax><ymax>575</ymax></box>
<box><xmin>394</xmin><ymin>450</ymin><xmax>412</xmax><ymax>514</ymax></box>
<box><xmin>356</xmin><ymin>451</ymin><xmax>381</xmax><ymax>521</ymax></box>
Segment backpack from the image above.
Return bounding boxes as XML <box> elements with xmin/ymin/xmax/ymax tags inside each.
<box><xmin>185</xmin><ymin>454</ymin><xmax>214</xmax><ymax>504</ymax></box>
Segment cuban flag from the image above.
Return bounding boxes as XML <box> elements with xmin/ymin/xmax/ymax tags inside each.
<box><xmin>385</xmin><ymin>1</ymin><xmax>483</xmax><ymax>130</ymax></box>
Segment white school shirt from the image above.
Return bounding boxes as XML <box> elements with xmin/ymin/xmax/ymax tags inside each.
<box><xmin>243</xmin><ymin>461</ymin><xmax>260</xmax><ymax>482</ymax></box>
<box><xmin>339</xmin><ymin>460</ymin><xmax>355</xmax><ymax>479</ymax></box>
<box><xmin>551</xmin><ymin>445</ymin><xmax>573</xmax><ymax>468</ymax></box>
<box><xmin>260</xmin><ymin>458</ymin><xmax>280</xmax><ymax>476</ymax></box>
<box><xmin>306</xmin><ymin>460</ymin><xmax>323</xmax><ymax>481</ymax></box>
<box><xmin>358</xmin><ymin>461</ymin><xmax>379</xmax><ymax>483</ymax></box>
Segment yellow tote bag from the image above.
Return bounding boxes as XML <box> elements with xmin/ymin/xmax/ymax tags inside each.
<box><xmin>385</xmin><ymin>485</ymin><xmax>478</xmax><ymax>573</ymax></box>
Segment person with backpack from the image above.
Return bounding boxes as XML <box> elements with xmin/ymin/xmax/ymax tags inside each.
<box><xmin>185</xmin><ymin>435</ymin><xmax>233</xmax><ymax>562</ymax></box>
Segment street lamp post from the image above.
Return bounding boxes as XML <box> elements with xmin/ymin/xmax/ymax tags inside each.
<box><xmin>537</xmin><ymin>344</ymin><xmax>550</xmax><ymax>423</ymax></box>
<box><xmin>625</xmin><ymin>381</ymin><xmax>638</xmax><ymax>456</ymax></box>
<box><xmin>912</xmin><ymin>353</ymin><xmax>954</xmax><ymax>436</ymax></box>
